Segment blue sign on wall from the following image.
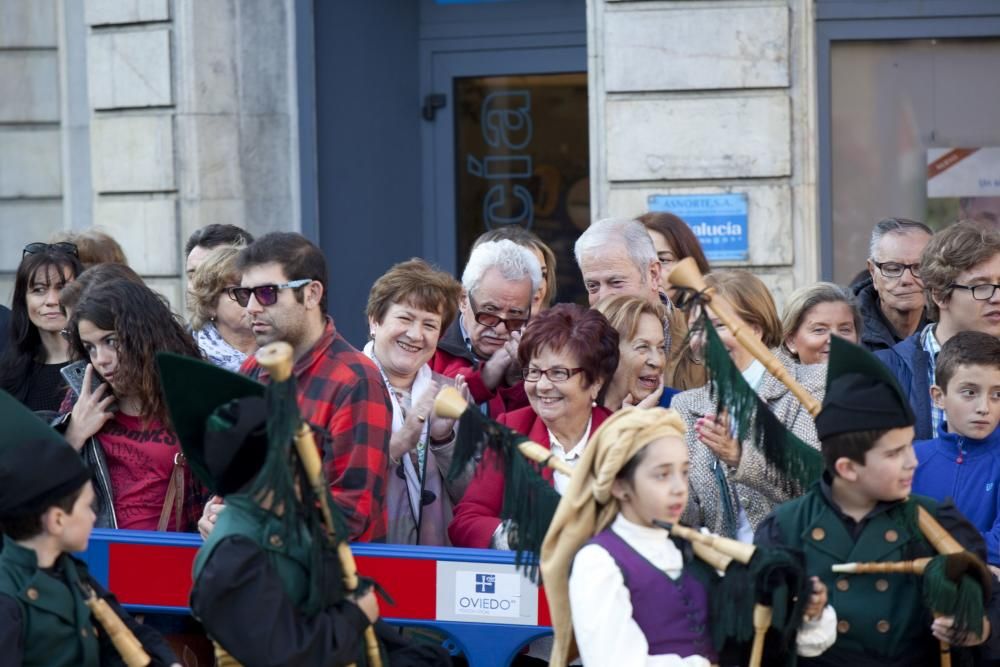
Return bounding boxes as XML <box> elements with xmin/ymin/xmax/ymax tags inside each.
<box><xmin>648</xmin><ymin>193</ymin><xmax>749</xmax><ymax>262</ymax></box>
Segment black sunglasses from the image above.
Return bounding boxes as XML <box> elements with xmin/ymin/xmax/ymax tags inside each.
<box><xmin>227</xmin><ymin>279</ymin><xmax>311</xmax><ymax>307</ymax></box>
<box><xmin>23</xmin><ymin>242</ymin><xmax>79</xmax><ymax>258</ymax></box>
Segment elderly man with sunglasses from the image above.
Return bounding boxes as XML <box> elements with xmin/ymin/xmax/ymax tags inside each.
<box><xmin>429</xmin><ymin>239</ymin><xmax>542</xmax><ymax>418</ymax></box>
<box><xmin>200</xmin><ymin>232</ymin><xmax>393</xmax><ymax>544</ymax></box>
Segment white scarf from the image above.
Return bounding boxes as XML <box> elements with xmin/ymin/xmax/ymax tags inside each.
<box><xmin>363</xmin><ymin>341</ymin><xmax>432</xmax><ymax>520</ymax></box>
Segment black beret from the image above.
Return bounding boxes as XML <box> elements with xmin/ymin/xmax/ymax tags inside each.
<box><xmin>815</xmin><ymin>336</ymin><xmax>915</xmax><ymax>441</ymax></box>
<box><xmin>0</xmin><ymin>391</ymin><xmax>90</xmax><ymax>515</ymax></box>
<box><xmin>204</xmin><ymin>397</ymin><xmax>269</xmax><ymax>496</ymax></box>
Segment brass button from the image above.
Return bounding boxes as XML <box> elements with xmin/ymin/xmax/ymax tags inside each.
<box><xmin>837</xmin><ymin>620</ymin><xmax>850</xmax><ymax>634</ymax></box>
<box><xmin>875</xmin><ymin>578</ymin><xmax>889</xmax><ymax>592</ymax></box>
<box><xmin>269</xmin><ymin>534</ymin><xmax>283</xmax><ymax>548</ymax></box>
<box><xmin>884</xmin><ymin>529</ymin><xmax>899</xmax><ymax>543</ymax></box>
<box><xmin>811</xmin><ymin>527</ymin><xmax>826</xmax><ymax>541</ymax></box>
<box><xmin>877</xmin><ymin>619</ymin><xmax>891</xmax><ymax>633</ymax></box>
<box><xmin>836</xmin><ymin>578</ymin><xmax>849</xmax><ymax>592</ymax></box>
<box><xmin>25</xmin><ymin>588</ymin><xmax>38</xmax><ymax>601</ymax></box>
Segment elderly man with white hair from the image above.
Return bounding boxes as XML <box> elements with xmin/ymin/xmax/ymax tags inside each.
<box><xmin>576</xmin><ymin>217</ymin><xmax>702</xmax><ymax>394</ymax></box>
<box><xmin>430</xmin><ymin>239</ymin><xmax>542</xmax><ymax>417</ymax></box>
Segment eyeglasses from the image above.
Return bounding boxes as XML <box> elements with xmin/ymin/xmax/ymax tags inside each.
<box><xmin>872</xmin><ymin>260</ymin><xmax>921</xmax><ymax>279</ymax></box>
<box><xmin>522</xmin><ymin>366</ymin><xmax>584</xmax><ymax>383</ymax></box>
<box><xmin>950</xmin><ymin>283</ymin><xmax>1000</xmax><ymax>301</ymax></box>
<box><xmin>468</xmin><ymin>294</ymin><xmax>530</xmax><ymax>332</ymax></box>
<box><xmin>227</xmin><ymin>279</ymin><xmax>311</xmax><ymax>307</ymax></box>
<box><xmin>23</xmin><ymin>242</ymin><xmax>79</xmax><ymax>258</ymax></box>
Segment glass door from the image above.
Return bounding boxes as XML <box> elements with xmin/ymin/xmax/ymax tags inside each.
<box><xmin>422</xmin><ymin>46</ymin><xmax>589</xmax><ymax>304</ymax></box>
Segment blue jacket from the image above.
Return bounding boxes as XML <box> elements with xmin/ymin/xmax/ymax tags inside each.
<box><xmin>913</xmin><ymin>427</ymin><xmax>1000</xmax><ymax>565</ymax></box>
<box><xmin>875</xmin><ymin>332</ymin><xmax>933</xmax><ymax>440</ymax></box>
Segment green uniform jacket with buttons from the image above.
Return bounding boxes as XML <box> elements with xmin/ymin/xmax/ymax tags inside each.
<box><xmin>0</xmin><ymin>536</ymin><xmax>178</xmax><ymax>667</ymax></box>
<box><xmin>757</xmin><ymin>483</ymin><xmax>1000</xmax><ymax>667</ymax></box>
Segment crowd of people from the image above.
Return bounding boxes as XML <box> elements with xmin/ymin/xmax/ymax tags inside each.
<box><xmin>3</xmin><ymin>212</ymin><xmax>1000</xmax><ymax>666</ymax></box>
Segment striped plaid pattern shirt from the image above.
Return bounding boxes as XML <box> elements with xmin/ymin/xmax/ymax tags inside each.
<box><xmin>241</xmin><ymin>318</ymin><xmax>392</xmax><ymax>542</ymax></box>
<box><xmin>920</xmin><ymin>323</ymin><xmax>944</xmax><ymax>438</ymax></box>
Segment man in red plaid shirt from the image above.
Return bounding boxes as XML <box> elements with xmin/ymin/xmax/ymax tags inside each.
<box><xmin>229</xmin><ymin>232</ymin><xmax>392</xmax><ymax>542</ymax></box>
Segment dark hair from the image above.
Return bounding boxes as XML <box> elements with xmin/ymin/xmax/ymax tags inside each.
<box><xmin>185</xmin><ymin>224</ymin><xmax>255</xmax><ymax>257</ymax></box>
<box><xmin>935</xmin><ymin>331</ymin><xmax>1000</xmax><ymax>391</ymax></box>
<box><xmin>59</xmin><ymin>263</ymin><xmax>145</xmax><ymax>315</ymax></box>
<box><xmin>474</xmin><ymin>227</ymin><xmax>558</xmax><ymax>307</ymax></box>
<box><xmin>69</xmin><ymin>279</ymin><xmax>201</xmax><ymax>424</ymax></box>
<box><xmin>0</xmin><ymin>484</ymin><xmax>85</xmax><ymax>541</ymax></box>
<box><xmin>615</xmin><ymin>443</ymin><xmax>652</xmax><ymax>485</ymax></box>
<box><xmin>366</xmin><ymin>258</ymin><xmax>462</xmax><ymax>333</ymax></box>
<box><xmin>821</xmin><ymin>428</ymin><xmax>890</xmax><ymax>474</ymax></box>
<box><xmin>236</xmin><ymin>232</ymin><xmax>329</xmax><ymax>315</ymax></box>
<box><xmin>0</xmin><ymin>250</ymin><xmax>82</xmax><ymax>399</ymax></box>
<box><xmin>637</xmin><ymin>212</ymin><xmax>711</xmax><ymax>276</ymax></box>
<box><xmin>517</xmin><ymin>303</ymin><xmax>619</xmax><ymax>388</ymax></box>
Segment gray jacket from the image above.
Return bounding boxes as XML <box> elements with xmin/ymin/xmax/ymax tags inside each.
<box><xmin>671</xmin><ymin>351</ymin><xmax>825</xmax><ymax>536</ymax></box>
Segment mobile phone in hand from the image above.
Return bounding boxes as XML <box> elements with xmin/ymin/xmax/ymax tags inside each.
<box><xmin>60</xmin><ymin>360</ymin><xmax>117</xmax><ymax>411</ymax></box>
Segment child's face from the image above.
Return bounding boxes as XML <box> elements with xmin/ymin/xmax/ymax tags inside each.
<box><xmin>57</xmin><ymin>482</ymin><xmax>96</xmax><ymax>553</ymax></box>
<box><xmin>931</xmin><ymin>364</ymin><xmax>1000</xmax><ymax>440</ymax></box>
<box><xmin>615</xmin><ymin>436</ymin><xmax>689</xmax><ymax>528</ymax></box>
<box><xmin>845</xmin><ymin>426</ymin><xmax>917</xmax><ymax>502</ymax></box>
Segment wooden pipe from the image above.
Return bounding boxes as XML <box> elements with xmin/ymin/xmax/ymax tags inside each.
<box><xmin>749</xmin><ymin>603</ymin><xmax>773</xmax><ymax>667</ymax></box>
<box><xmin>668</xmin><ymin>258</ymin><xmax>822</xmax><ymax>417</ymax></box>
<box><xmin>256</xmin><ymin>342</ymin><xmax>382</xmax><ymax>667</ymax></box>
<box><xmin>435</xmin><ymin>385</ymin><xmax>576</xmax><ymax>477</ymax></box>
<box><xmin>832</xmin><ymin>557</ymin><xmax>932</xmax><ymax>575</ymax></box>
<box><xmin>79</xmin><ymin>583</ymin><xmax>151</xmax><ymax>667</ymax></box>
<box><xmin>657</xmin><ymin>521</ymin><xmax>757</xmax><ymax>566</ymax></box>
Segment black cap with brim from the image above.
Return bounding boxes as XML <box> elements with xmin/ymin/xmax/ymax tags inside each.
<box><xmin>0</xmin><ymin>390</ymin><xmax>90</xmax><ymax>515</ymax></box>
<box><xmin>156</xmin><ymin>353</ymin><xmax>265</xmax><ymax>495</ymax></box>
<box><xmin>815</xmin><ymin>335</ymin><xmax>915</xmax><ymax>441</ymax></box>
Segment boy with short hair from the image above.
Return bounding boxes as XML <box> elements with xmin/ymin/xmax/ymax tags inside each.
<box><xmin>0</xmin><ymin>391</ymin><xmax>179</xmax><ymax>666</ymax></box>
<box><xmin>755</xmin><ymin>337</ymin><xmax>1000</xmax><ymax>666</ymax></box>
<box><xmin>913</xmin><ymin>331</ymin><xmax>1000</xmax><ymax>567</ymax></box>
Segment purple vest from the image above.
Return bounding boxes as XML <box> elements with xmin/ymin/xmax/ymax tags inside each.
<box><xmin>589</xmin><ymin>528</ymin><xmax>717</xmax><ymax>662</ymax></box>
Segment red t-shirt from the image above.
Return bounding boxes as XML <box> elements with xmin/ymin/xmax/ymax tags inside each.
<box><xmin>98</xmin><ymin>413</ymin><xmax>188</xmax><ymax>531</ymax></box>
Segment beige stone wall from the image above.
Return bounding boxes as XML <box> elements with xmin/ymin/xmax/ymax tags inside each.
<box><xmin>588</xmin><ymin>0</ymin><xmax>820</xmax><ymax>308</ymax></box>
<box><xmin>0</xmin><ymin>0</ymin><xmax>300</xmax><ymax>313</ymax></box>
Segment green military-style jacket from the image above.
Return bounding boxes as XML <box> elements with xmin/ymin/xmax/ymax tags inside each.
<box><xmin>769</xmin><ymin>488</ymin><xmax>938</xmax><ymax>661</ymax></box>
<box><xmin>0</xmin><ymin>536</ymin><xmax>101</xmax><ymax>667</ymax></box>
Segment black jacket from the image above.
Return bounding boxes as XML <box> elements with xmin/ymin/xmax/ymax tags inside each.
<box><xmin>852</xmin><ymin>277</ymin><xmax>929</xmax><ymax>353</ymax></box>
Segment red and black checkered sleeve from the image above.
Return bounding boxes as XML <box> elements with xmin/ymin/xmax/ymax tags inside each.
<box><xmin>305</xmin><ymin>362</ymin><xmax>392</xmax><ymax>543</ymax></box>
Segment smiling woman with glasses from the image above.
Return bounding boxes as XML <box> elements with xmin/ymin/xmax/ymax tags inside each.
<box><xmin>0</xmin><ymin>245</ymin><xmax>82</xmax><ymax>412</ymax></box>
<box><xmin>449</xmin><ymin>303</ymin><xmax>620</xmax><ymax>551</ymax></box>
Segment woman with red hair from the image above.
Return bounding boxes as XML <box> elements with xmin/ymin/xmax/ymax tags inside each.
<box><xmin>448</xmin><ymin>303</ymin><xmax>620</xmax><ymax>549</ymax></box>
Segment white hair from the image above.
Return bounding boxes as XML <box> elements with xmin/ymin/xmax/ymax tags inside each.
<box><xmin>461</xmin><ymin>239</ymin><xmax>542</xmax><ymax>295</ymax></box>
<box><xmin>574</xmin><ymin>217</ymin><xmax>658</xmax><ymax>276</ymax></box>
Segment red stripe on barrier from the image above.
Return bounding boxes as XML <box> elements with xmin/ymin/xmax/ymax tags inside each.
<box><xmin>536</xmin><ymin>586</ymin><xmax>551</xmax><ymax>627</ymax></box>
<box><xmin>354</xmin><ymin>555</ymin><xmax>437</xmax><ymax>620</ymax></box>
<box><xmin>108</xmin><ymin>543</ymin><xmax>198</xmax><ymax>607</ymax></box>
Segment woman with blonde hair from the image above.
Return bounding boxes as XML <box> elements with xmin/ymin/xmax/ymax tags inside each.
<box><xmin>781</xmin><ymin>282</ymin><xmax>862</xmax><ymax>365</ymax></box>
<box><xmin>671</xmin><ymin>271</ymin><xmax>826</xmax><ymax>538</ymax></box>
<box><xmin>188</xmin><ymin>244</ymin><xmax>256</xmax><ymax>371</ymax></box>
<box><xmin>594</xmin><ymin>294</ymin><xmax>679</xmax><ymax>409</ymax></box>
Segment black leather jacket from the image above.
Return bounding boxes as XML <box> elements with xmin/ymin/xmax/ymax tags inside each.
<box><xmin>39</xmin><ymin>410</ymin><xmax>117</xmax><ymax>529</ymax></box>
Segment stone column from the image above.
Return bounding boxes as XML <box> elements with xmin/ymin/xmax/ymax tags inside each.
<box><xmin>588</xmin><ymin>0</ymin><xmax>820</xmax><ymax>305</ymax></box>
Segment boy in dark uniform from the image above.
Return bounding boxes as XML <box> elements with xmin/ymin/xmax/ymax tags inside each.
<box><xmin>0</xmin><ymin>390</ymin><xmax>179</xmax><ymax>667</ymax></box>
<box><xmin>159</xmin><ymin>353</ymin><xmax>449</xmax><ymax>667</ymax></box>
<box><xmin>755</xmin><ymin>337</ymin><xmax>1000</xmax><ymax>667</ymax></box>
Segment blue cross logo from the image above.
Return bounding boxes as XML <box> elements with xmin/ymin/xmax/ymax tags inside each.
<box><xmin>475</xmin><ymin>574</ymin><xmax>495</xmax><ymax>594</ymax></box>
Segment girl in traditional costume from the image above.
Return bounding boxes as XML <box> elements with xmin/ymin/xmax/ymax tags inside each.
<box><xmin>541</xmin><ymin>407</ymin><xmax>837</xmax><ymax>667</ymax></box>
